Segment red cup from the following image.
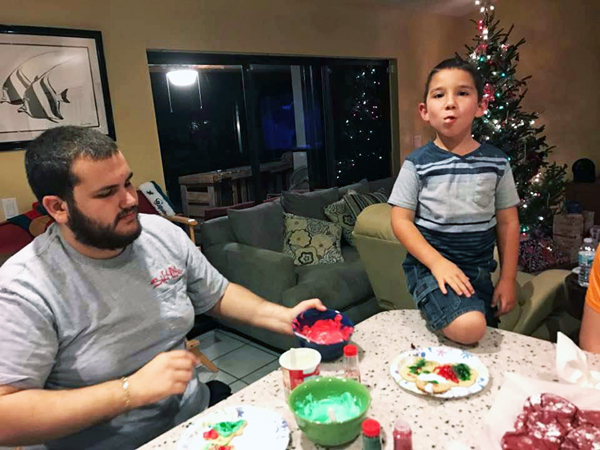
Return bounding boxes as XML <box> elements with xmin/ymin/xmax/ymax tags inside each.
<box><xmin>279</xmin><ymin>348</ymin><xmax>321</xmax><ymax>398</ymax></box>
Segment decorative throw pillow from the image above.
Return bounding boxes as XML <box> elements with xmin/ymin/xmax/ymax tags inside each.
<box><xmin>343</xmin><ymin>189</ymin><xmax>389</xmax><ymax>221</ymax></box>
<box><xmin>324</xmin><ymin>194</ymin><xmax>358</xmax><ymax>248</ymax></box>
<box><xmin>283</xmin><ymin>213</ymin><xmax>344</xmax><ymax>266</ymax></box>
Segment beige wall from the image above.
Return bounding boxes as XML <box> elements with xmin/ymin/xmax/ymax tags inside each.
<box><xmin>0</xmin><ymin>0</ymin><xmax>465</xmax><ymax>221</ymax></box>
<box><xmin>467</xmin><ymin>0</ymin><xmax>600</xmax><ymax>176</ymax></box>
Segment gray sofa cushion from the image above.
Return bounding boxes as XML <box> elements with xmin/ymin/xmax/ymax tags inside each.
<box><xmin>200</xmin><ymin>216</ymin><xmax>235</xmax><ymax>249</ymax></box>
<box><xmin>368</xmin><ymin>177</ymin><xmax>395</xmax><ymax>197</ymax></box>
<box><xmin>281</xmin><ymin>187</ymin><xmax>339</xmax><ymax>221</ymax></box>
<box><xmin>339</xmin><ymin>179</ymin><xmax>369</xmax><ymax>198</ymax></box>
<box><xmin>228</xmin><ymin>201</ymin><xmax>284</xmax><ymax>252</ymax></box>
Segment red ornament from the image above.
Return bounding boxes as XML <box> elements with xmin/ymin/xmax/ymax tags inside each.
<box><xmin>483</xmin><ymin>83</ymin><xmax>496</xmax><ymax>102</ymax></box>
<box><xmin>475</xmin><ymin>43</ymin><xmax>488</xmax><ymax>55</ymax></box>
<box><xmin>477</xmin><ymin>20</ymin><xmax>484</xmax><ymax>31</ymax></box>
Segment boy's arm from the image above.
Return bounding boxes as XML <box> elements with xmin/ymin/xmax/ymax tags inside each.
<box><xmin>391</xmin><ymin>206</ymin><xmax>474</xmax><ymax>297</ymax></box>
<box><xmin>493</xmin><ymin>206</ymin><xmax>520</xmax><ymax>315</ymax></box>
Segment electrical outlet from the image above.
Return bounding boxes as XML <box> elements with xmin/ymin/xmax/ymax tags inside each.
<box><xmin>2</xmin><ymin>198</ymin><xmax>19</xmax><ymax>219</ymax></box>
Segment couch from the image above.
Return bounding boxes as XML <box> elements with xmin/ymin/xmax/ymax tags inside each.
<box><xmin>353</xmin><ymin>203</ymin><xmax>580</xmax><ymax>341</ymax></box>
<box><xmin>200</xmin><ymin>178</ymin><xmax>395</xmax><ymax>350</ymax></box>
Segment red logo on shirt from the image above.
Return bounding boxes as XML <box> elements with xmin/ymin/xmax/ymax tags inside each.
<box><xmin>151</xmin><ymin>266</ymin><xmax>183</xmax><ymax>289</ymax></box>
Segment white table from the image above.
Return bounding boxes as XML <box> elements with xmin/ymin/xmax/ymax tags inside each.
<box><xmin>139</xmin><ymin>310</ymin><xmax>600</xmax><ymax>449</ymax></box>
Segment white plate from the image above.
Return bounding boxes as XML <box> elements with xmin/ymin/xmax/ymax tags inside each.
<box><xmin>390</xmin><ymin>346</ymin><xmax>490</xmax><ymax>399</ymax></box>
<box><xmin>177</xmin><ymin>405</ymin><xmax>290</xmax><ymax>450</ymax></box>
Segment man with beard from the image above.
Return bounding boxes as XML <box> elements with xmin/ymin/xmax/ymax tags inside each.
<box><xmin>0</xmin><ymin>126</ymin><xmax>326</xmax><ymax>450</ymax></box>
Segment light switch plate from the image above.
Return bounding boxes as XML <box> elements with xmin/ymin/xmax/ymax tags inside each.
<box><xmin>2</xmin><ymin>198</ymin><xmax>19</xmax><ymax>219</ymax></box>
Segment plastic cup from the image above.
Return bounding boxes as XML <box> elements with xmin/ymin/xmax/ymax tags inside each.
<box><xmin>279</xmin><ymin>348</ymin><xmax>321</xmax><ymax>398</ymax></box>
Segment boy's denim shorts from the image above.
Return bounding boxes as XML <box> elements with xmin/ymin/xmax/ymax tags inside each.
<box><xmin>403</xmin><ymin>258</ymin><xmax>499</xmax><ymax>331</ymax></box>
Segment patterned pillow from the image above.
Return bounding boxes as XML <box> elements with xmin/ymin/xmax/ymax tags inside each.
<box><xmin>343</xmin><ymin>189</ymin><xmax>389</xmax><ymax>221</ymax></box>
<box><xmin>324</xmin><ymin>195</ymin><xmax>358</xmax><ymax>248</ymax></box>
<box><xmin>283</xmin><ymin>213</ymin><xmax>344</xmax><ymax>266</ymax></box>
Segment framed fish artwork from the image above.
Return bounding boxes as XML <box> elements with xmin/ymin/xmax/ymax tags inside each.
<box><xmin>0</xmin><ymin>25</ymin><xmax>115</xmax><ymax>151</ymax></box>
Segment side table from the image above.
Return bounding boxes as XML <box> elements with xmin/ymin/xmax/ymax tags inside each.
<box><xmin>565</xmin><ymin>272</ymin><xmax>587</xmax><ymax>320</ymax></box>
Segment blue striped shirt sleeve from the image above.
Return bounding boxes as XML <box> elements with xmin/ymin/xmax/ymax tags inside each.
<box><xmin>495</xmin><ymin>162</ymin><xmax>520</xmax><ymax>210</ymax></box>
<box><xmin>389</xmin><ymin>160</ymin><xmax>419</xmax><ymax>210</ymax></box>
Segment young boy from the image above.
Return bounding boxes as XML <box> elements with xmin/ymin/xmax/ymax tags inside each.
<box><xmin>389</xmin><ymin>58</ymin><xmax>520</xmax><ymax>345</ymax></box>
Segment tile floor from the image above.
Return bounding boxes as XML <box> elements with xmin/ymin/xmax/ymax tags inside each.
<box><xmin>193</xmin><ymin>328</ymin><xmax>281</xmax><ymax>394</ymax></box>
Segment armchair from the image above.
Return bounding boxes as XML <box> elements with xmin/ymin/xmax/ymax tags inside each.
<box><xmin>353</xmin><ymin>203</ymin><xmax>576</xmax><ymax>340</ymax></box>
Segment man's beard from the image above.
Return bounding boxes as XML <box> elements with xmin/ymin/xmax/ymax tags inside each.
<box><xmin>66</xmin><ymin>201</ymin><xmax>142</xmax><ymax>251</ymax></box>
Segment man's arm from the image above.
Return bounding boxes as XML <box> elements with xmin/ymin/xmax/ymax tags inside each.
<box><xmin>0</xmin><ymin>350</ymin><xmax>198</xmax><ymax>446</ymax></box>
<box><xmin>209</xmin><ymin>283</ymin><xmax>325</xmax><ymax>335</ymax></box>
<box><xmin>580</xmin><ymin>303</ymin><xmax>600</xmax><ymax>353</ymax></box>
<box><xmin>493</xmin><ymin>206</ymin><xmax>520</xmax><ymax>315</ymax></box>
<box><xmin>390</xmin><ymin>206</ymin><xmax>474</xmax><ymax>297</ymax></box>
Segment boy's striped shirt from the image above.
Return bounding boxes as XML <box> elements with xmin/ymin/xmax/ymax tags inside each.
<box><xmin>389</xmin><ymin>141</ymin><xmax>520</xmax><ymax>267</ymax></box>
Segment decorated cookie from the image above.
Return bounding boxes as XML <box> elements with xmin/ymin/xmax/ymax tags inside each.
<box><xmin>399</xmin><ymin>357</ymin><xmax>440</xmax><ymax>382</ymax></box>
<box><xmin>202</xmin><ymin>419</ymin><xmax>247</xmax><ymax>449</ymax></box>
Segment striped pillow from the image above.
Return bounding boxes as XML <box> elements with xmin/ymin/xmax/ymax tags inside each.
<box><xmin>342</xmin><ymin>189</ymin><xmax>388</xmax><ymax>221</ymax></box>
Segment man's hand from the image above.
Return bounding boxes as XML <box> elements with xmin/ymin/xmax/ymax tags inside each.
<box><xmin>128</xmin><ymin>350</ymin><xmax>199</xmax><ymax>408</ymax></box>
<box><xmin>282</xmin><ymin>298</ymin><xmax>327</xmax><ymax>335</ymax></box>
<box><xmin>430</xmin><ymin>258</ymin><xmax>475</xmax><ymax>297</ymax></box>
<box><xmin>492</xmin><ymin>278</ymin><xmax>516</xmax><ymax>316</ymax></box>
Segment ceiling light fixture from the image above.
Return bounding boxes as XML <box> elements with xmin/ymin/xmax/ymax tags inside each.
<box><xmin>166</xmin><ymin>69</ymin><xmax>198</xmax><ymax>86</ymax></box>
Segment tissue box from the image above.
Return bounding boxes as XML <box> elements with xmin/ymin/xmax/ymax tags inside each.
<box><xmin>553</xmin><ymin>213</ymin><xmax>584</xmax><ymax>237</ymax></box>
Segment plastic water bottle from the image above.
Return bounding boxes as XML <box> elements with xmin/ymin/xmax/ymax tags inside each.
<box><xmin>578</xmin><ymin>237</ymin><xmax>596</xmax><ymax>287</ymax></box>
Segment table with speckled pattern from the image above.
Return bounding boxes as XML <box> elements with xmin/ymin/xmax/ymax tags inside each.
<box><xmin>138</xmin><ymin>310</ymin><xmax>600</xmax><ymax>449</ymax></box>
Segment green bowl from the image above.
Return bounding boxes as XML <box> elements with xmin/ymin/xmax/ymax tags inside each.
<box><xmin>288</xmin><ymin>376</ymin><xmax>371</xmax><ymax>446</ymax></box>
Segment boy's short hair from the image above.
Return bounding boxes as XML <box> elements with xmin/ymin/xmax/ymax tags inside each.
<box><xmin>423</xmin><ymin>58</ymin><xmax>484</xmax><ymax>102</ymax></box>
<box><xmin>25</xmin><ymin>126</ymin><xmax>119</xmax><ymax>203</ymax></box>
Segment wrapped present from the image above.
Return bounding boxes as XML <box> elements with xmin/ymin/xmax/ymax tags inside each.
<box><xmin>518</xmin><ymin>236</ymin><xmax>571</xmax><ymax>272</ymax></box>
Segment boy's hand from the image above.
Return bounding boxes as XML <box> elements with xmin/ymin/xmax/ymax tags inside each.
<box><xmin>492</xmin><ymin>278</ymin><xmax>516</xmax><ymax>316</ymax></box>
<box><xmin>430</xmin><ymin>258</ymin><xmax>475</xmax><ymax>298</ymax></box>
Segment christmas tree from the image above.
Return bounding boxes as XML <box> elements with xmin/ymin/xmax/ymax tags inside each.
<box><xmin>462</xmin><ymin>0</ymin><xmax>567</xmax><ymax>235</ymax></box>
<box><xmin>336</xmin><ymin>65</ymin><xmax>389</xmax><ymax>186</ymax></box>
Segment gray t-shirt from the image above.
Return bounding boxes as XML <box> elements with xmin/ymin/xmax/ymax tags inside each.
<box><xmin>0</xmin><ymin>214</ymin><xmax>229</xmax><ymax>449</ymax></box>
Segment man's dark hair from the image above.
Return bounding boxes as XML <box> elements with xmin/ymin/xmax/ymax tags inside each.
<box><xmin>423</xmin><ymin>58</ymin><xmax>484</xmax><ymax>103</ymax></box>
<box><xmin>25</xmin><ymin>126</ymin><xmax>119</xmax><ymax>203</ymax></box>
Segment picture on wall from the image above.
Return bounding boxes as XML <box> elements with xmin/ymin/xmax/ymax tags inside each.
<box><xmin>0</xmin><ymin>25</ymin><xmax>115</xmax><ymax>151</ymax></box>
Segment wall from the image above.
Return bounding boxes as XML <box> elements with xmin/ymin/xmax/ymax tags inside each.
<box><xmin>0</xmin><ymin>0</ymin><xmax>464</xmax><ymax>221</ymax></box>
<box><xmin>468</xmin><ymin>0</ymin><xmax>600</xmax><ymax>176</ymax></box>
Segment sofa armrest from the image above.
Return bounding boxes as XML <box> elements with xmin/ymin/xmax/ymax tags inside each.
<box><xmin>353</xmin><ymin>203</ymin><xmax>413</xmax><ymax>310</ymax></box>
<box><xmin>203</xmin><ymin>242</ymin><xmax>297</xmax><ymax>304</ymax></box>
<box><xmin>510</xmin><ymin>269</ymin><xmax>569</xmax><ymax>335</ymax></box>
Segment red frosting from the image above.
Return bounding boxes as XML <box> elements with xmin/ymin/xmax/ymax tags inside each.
<box><xmin>434</xmin><ymin>364</ymin><xmax>459</xmax><ymax>384</ymax></box>
<box><xmin>298</xmin><ymin>314</ymin><xmax>353</xmax><ymax>344</ymax></box>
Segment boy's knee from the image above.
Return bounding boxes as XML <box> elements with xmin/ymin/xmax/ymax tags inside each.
<box><xmin>441</xmin><ymin>311</ymin><xmax>487</xmax><ymax>345</ymax></box>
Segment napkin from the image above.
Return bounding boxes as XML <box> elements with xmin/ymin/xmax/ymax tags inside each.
<box><xmin>556</xmin><ymin>331</ymin><xmax>600</xmax><ymax>389</ymax></box>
